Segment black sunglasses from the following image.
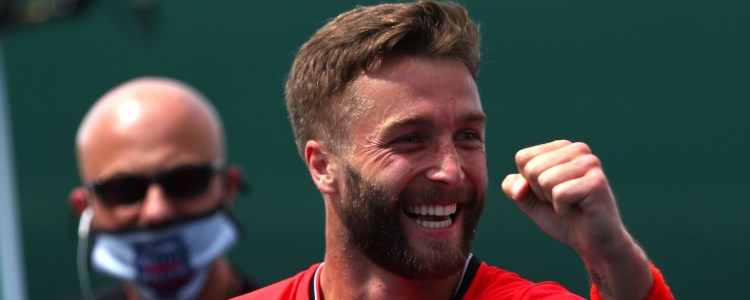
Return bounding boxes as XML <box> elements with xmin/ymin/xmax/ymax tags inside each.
<box><xmin>87</xmin><ymin>163</ymin><xmax>224</xmax><ymax>206</ymax></box>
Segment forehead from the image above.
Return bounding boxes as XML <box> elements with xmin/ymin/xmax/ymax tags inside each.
<box><xmin>348</xmin><ymin>57</ymin><xmax>483</xmax><ymax>133</ymax></box>
<box><xmin>79</xmin><ymin>99</ymin><xmax>221</xmax><ymax>181</ymax></box>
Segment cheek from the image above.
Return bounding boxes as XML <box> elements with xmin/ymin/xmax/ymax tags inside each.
<box><xmin>462</xmin><ymin>153</ymin><xmax>488</xmax><ymax>184</ymax></box>
<box><xmin>364</xmin><ymin>160</ymin><xmax>419</xmax><ymax>191</ymax></box>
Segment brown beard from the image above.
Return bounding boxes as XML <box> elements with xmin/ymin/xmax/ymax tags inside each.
<box><xmin>340</xmin><ymin>163</ymin><xmax>485</xmax><ymax>279</ymax></box>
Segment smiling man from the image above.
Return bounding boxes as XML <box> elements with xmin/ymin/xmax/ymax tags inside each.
<box><xmin>234</xmin><ymin>1</ymin><xmax>672</xmax><ymax>299</ymax></box>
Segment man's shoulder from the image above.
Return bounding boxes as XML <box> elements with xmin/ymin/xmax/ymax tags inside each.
<box><xmin>232</xmin><ymin>263</ymin><xmax>321</xmax><ymax>300</ymax></box>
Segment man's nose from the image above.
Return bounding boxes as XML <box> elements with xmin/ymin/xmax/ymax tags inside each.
<box><xmin>138</xmin><ymin>184</ymin><xmax>177</xmax><ymax>227</ymax></box>
<box><xmin>425</xmin><ymin>143</ymin><xmax>465</xmax><ymax>190</ymax></box>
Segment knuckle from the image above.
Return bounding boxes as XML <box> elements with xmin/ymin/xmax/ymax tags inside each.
<box><xmin>578</xmin><ymin>153</ymin><xmax>601</xmax><ymax>168</ymax></box>
<box><xmin>550</xmin><ymin>184</ymin><xmax>567</xmax><ymax>202</ymax></box>
<box><xmin>523</xmin><ymin>159</ymin><xmax>541</xmax><ymax>178</ymax></box>
<box><xmin>515</xmin><ymin>149</ymin><xmax>530</xmax><ymax>164</ymax></box>
<box><xmin>570</xmin><ymin>142</ymin><xmax>592</xmax><ymax>154</ymax></box>
<box><xmin>537</xmin><ymin>171</ymin><xmax>553</xmax><ymax>190</ymax></box>
<box><xmin>586</xmin><ymin>169</ymin><xmax>608</xmax><ymax>186</ymax></box>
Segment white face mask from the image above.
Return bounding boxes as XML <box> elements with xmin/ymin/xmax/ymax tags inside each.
<box><xmin>89</xmin><ymin>210</ymin><xmax>239</xmax><ymax>300</ymax></box>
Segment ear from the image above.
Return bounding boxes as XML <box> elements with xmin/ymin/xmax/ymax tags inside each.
<box><xmin>69</xmin><ymin>187</ymin><xmax>89</xmax><ymax>216</ymax></box>
<box><xmin>305</xmin><ymin>140</ymin><xmax>339</xmax><ymax>195</ymax></box>
<box><xmin>220</xmin><ymin>165</ymin><xmax>242</xmax><ymax>206</ymax></box>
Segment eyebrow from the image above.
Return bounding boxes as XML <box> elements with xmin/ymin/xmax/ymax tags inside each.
<box><xmin>461</xmin><ymin>111</ymin><xmax>487</xmax><ymax>124</ymax></box>
<box><xmin>376</xmin><ymin>111</ymin><xmax>487</xmax><ymax>136</ymax></box>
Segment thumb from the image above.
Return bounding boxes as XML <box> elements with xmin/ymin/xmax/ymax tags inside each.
<box><xmin>501</xmin><ymin>173</ymin><xmax>529</xmax><ymax>202</ymax></box>
<box><xmin>502</xmin><ymin>174</ymin><xmax>549</xmax><ymax>218</ymax></box>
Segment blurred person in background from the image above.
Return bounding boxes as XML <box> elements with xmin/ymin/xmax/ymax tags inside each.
<box><xmin>68</xmin><ymin>77</ymin><xmax>257</xmax><ymax>300</ymax></box>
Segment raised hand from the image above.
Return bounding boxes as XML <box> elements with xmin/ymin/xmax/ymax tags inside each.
<box><xmin>501</xmin><ymin>140</ymin><xmax>653</xmax><ymax>299</ymax></box>
<box><xmin>501</xmin><ymin>140</ymin><xmax>628</xmax><ymax>253</ymax></box>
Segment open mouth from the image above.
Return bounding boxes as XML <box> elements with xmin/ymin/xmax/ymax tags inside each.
<box><xmin>404</xmin><ymin>203</ymin><xmax>459</xmax><ymax>229</ymax></box>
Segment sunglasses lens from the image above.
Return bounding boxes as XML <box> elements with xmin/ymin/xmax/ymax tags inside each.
<box><xmin>159</xmin><ymin>165</ymin><xmax>215</xmax><ymax>200</ymax></box>
<box><xmin>94</xmin><ymin>177</ymin><xmax>150</xmax><ymax>205</ymax></box>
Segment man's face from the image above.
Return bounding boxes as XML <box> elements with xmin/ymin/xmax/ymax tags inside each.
<box><xmin>80</xmin><ymin>98</ymin><xmax>226</xmax><ymax>231</ymax></box>
<box><xmin>338</xmin><ymin>56</ymin><xmax>487</xmax><ymax>279</ymax></box>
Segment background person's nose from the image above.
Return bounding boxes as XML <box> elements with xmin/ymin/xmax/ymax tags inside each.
<box><xmin>138</xmin><ymin>184</ymin><xmax>177</xmax><ymax>227</ymax></box>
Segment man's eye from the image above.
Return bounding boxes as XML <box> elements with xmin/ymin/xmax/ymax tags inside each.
<box><xmin>393</xmin><ymin>135</ymin><xmax>422</xmax><ymax>144</ymax></box>
<box><xmin>458</xmin><ymin>131</ymin><xmax>480</xmax><ymax>141</ymax></box>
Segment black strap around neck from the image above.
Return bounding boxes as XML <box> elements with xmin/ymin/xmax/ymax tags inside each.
<box><xmin>452</xmin><ymin>254</ymin><xmax>481</xmax><ymax>300</ymax></box>
<box><xmin>308</xmin><ymin>275</ymin><xmax>315</xmax><ymax>300</ymax></box>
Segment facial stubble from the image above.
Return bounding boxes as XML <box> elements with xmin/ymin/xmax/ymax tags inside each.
<box><xmin>340</xmin><ymin>164</ymin><xmax>485</xmax><ymax>279</ymax></box>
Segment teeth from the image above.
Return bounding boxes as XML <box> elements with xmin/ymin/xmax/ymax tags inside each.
<box><xmin>416</xmin><ymin>219</ymin><xmax>453</xmax><ymax>229</ymax></box>
<box><xmin>406</xmin><ymin>204</ymin><xmax>458</xmax><ymax>229</ymax></box>
<box><xmin>406</xmin><ymin>204</ymin><xmax>457</xmax><ymax>216</ymax></box>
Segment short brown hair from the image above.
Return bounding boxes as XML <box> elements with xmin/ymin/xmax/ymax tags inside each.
<box><xmin>285</xmin><ymin>0</ymin><xmax>480</xmax><ymax>157</ymax></box>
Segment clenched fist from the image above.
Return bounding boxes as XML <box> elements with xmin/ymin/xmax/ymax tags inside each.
<box><xmin>501</xmin><ymin>140</ymin><xmax>628</xmax><ymax>256</ymax></box>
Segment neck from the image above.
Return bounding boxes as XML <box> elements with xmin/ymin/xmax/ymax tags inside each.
<box><xmin>124</xmin><ymin>257</ymin><xmax>241</xmax><ymax>300</ymax></box>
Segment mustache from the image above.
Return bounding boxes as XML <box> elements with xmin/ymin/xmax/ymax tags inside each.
<box><xmin>398</xmin><ymin>184</ymin><xmax>475</xmax><ymax>205</ymax></box>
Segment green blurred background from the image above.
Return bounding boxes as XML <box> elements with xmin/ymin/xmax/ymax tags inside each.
<box><xmin>2</xmin><ymin>0</ymin><xmax>748</xmax><ymax>298</ymax></box>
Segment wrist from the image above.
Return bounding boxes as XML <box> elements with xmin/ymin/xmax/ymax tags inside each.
<box><xmin>575</xmin><ymin>223</ymin><xmax>638</xmax><ymax>261</ymax></box>
<box><xmin>579</xmin><ymin>235</ymin><xmax>653</xmax><ymax>300</ymax></box>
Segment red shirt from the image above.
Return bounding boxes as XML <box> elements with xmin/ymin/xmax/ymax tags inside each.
<box><xmin>233</xmin><ymin>255</ymin><xmax>673</xmax><ymax>300</ymax></box>
<box><xmin>234</xmin><ymin>263</ymin><xmax>320</xmax><ymax>300</ymax></box>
